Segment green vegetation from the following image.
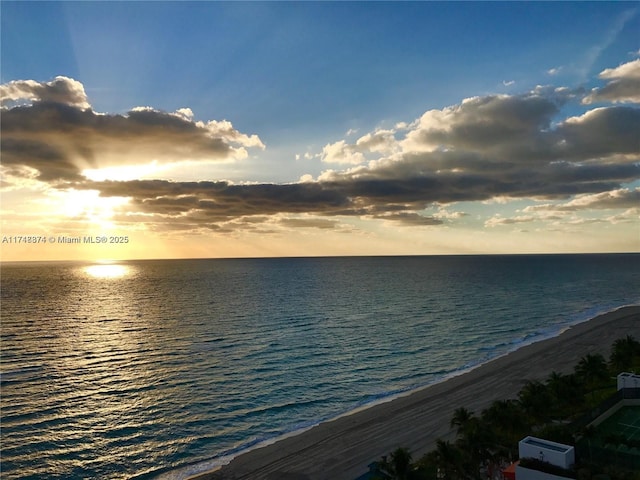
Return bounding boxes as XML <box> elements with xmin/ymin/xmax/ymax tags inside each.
<box><xmin>372</xmin><ymin>335</ymin><xmax>640</xmax><ymax>480</ymax></box>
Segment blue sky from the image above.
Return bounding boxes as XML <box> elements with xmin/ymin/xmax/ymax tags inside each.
<box><xmin>1</xmin><ymin>2</ymin><xmax>639</xmax><ymax>260</ymax></box>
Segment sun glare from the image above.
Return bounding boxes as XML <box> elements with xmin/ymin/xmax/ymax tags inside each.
<box><xmin>82</xmin><ymin>162</ymin><xmax>163</xmax><ymax>182</ymax></box>
<box><xmin>52</xmin><ymin>189</ymin><xmax>129</xmax><ymax>226</ymax></box>
<box><xmin>83</xmin><ymin>263</ymin><xmax>131</xmax><ymax>279</ymax></box>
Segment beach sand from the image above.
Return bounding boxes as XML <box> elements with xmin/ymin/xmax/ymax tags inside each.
<box><xmin>190</xmin><ymin>305</ymin><xmax>640</xmax><ymax>480</ymax></box>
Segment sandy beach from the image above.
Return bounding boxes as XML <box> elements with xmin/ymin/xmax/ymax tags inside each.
<box><xmin>191</xmin><ymin>305</ymin><xmax>640</xmax><ymax>480</ymax></box>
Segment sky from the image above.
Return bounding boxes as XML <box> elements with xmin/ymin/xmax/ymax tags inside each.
<box><xmin>1</xmin><ymin>1</ymin><xmax>639</xmax><ymax>261</ymax></box>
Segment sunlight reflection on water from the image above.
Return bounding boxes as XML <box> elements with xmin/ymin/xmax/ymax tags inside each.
<box><xmin>84</xmin><ymin>263</ymin><xmax>131</xmax><ymax>279</ymax></box>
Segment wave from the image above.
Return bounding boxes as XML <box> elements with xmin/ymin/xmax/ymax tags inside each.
<box><xmin>150</xmin><ymin>302</ymin><xmax>639</xmax><ymax>480</ymax></box>
<box><xmin>0</xmin><ymin>364</ymin><xmax>45</xmax><ymax>385</ymax></box>
<box><xmin>4</xmin><ymin>255</ymin><xmax>638</xmax><ymax>480</ymax></box>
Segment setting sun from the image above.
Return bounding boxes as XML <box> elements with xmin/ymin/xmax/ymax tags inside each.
<box><xmin>51</xmin><ymin>189</ymin><xmax>129</xmax><ymax>226</ymax></box>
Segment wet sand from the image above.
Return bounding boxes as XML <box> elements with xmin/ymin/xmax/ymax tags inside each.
<box><xmin>191</xmin><ymin>305</ymin><xmax>640</xmax><ymax>480</ymax></box>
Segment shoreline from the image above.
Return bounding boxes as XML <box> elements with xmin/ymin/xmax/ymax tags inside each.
<box><xmin>183</xmin><ymin>305</ymin><xmax>640</xmax><ymax>480</ymax></box>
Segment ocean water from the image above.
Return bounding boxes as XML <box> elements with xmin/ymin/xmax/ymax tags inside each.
<box><xmin>1</xmin><ymin>254</ymin><xmax>639</xmax><ymax>479</ymax></box>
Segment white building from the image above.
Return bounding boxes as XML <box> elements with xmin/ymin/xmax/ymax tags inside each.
<box><xmin>515</xmin><ymin>436</ymin><xmax>575</xmax><ymax>480</ymax></box>
<box><xmin>617</xmin><ymin>372</ymin><xmax>640</xmax><ymax>390</ymax></box>
<box><xmin>518</xmin><ymin>436</ymin><xmax>575</xmax><ymax>469</ymax></box>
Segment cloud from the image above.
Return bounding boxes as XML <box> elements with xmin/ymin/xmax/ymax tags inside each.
<box><xmin>400</xmin><ymin>90</ymin><xmax>568</xmax><ymax>156</ymax></box>
<box><xmin>434</xmin><ymin>208</ymin><xmax>468</xmax><ymax>220</ymax></box>
<box><xmin>321</xmin><ymin>129</ymin><xmax>399</xmax><ymax>164</ymax></box>
<box><xmin>276</xmin><ymin>217</ymin><xmax>342</xmax><ymax>229</ymax></box>
<box><xmin>321</xmin><ymin>140</ymin><xmax>366</xmax><ymax>165</ymax></box>
<box><xmin>583</xmin><ymin>59</ymin><xmax>640</xmax><ymax>104</ymax></box>
<box><xmin>557</xmin><ymin>106</ymin><xmax>640</xmax><ymax>159</ymax></box>
<box><xmin>65</xmin><ymin>79</ymin><xmax>638</xmax><ymax>233</ymax></box>
<box><xmin>0</xmin><ymin>76</ymin><xmax>90</xmax><ymax>109</ymax></box>
<box><xmin>4</xmin><ymin>61</ymin><xmax>639</xmax><ymax>235</ymax></box>
<box><xmin>80</xmin><ymin>179</ymin><xmax>351</xmax><ymax>219</ymax></box>
<box><xmin>373</xmin><ymin>212</ymin><xmax>443</xmax><ymax>226</ymax></box>
<box><xmin>485</xmin><ymin>215</ymin><xmax>535</xmax><ymax>228</ymax></box>
<box><xmin>487</xmin><ymin>188</ymin><xmax>640</xmax><ymax>229</ymax></box>
<box><xmin>600</xmin><ymin>59</ymin><xmax>640</xmax><ymax>80</ymax></box>
<box><xmin>0</xmin><ymin>78</ymin><xmax>264</xmax><ymax>181</ymax></box>
<box><xmin>524</xmin><ymin>188</ymin><xmax>640</xmax><ymax>212</ymax></box>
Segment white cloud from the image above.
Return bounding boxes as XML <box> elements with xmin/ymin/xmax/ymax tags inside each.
<box><xmin>175</xmin><ymin>108</ymin><xmax>195</xmax><ymax>121</ymax></box>
<box><xmin>299</xmin><ymin>174</ymin><xmax>314</xmax><ymax>183</ymax></box>
<box><xmin>524</xmin><ymin>188</ymin><xmax>640</xmax><ymax>212</ymax></box>
<box><xmin>484</xmin><ymin>215</ymin><xmax>535</xmax><ymax>228</ymax></box>
<box><xmin>322</xmin><ymin>129</ymin><xmax>399</xmax><ymax>164</ymax></box>
<box><xmin>583</xmin><ymin>59</ymin><xmax>640</xmax><ymax>104</ymax></box>
<box><xmin>434</xmin><ymin>208</ymin><xmax>468</xmax><ymax>220</ymax></box>
<box><xmin>321</xmin><ymin>140</ymin><xmax>366</xmax><ymax>164</ymax></box>
<box><xmin>600</xmin><ymin>59</ymin><xmax>640</xmax><ymax>79</ymax></box>
<box><xmin>355</xmin><ymin>129</ymin><xmax>399</xmax><ymax>155</ymax></box>
<box><xmin>0</xmin><ymin>76</ymin><xmax>90</xmax><ymax>109</ymax></box>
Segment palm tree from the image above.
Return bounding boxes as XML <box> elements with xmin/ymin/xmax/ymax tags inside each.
<box><xmin>450</xmin><ymin>407</ymin><xmax>474</xmax><ymax>435</ymax></box>
<box><xmin>518</xmin><ymin>380</ymin><xmax>553</xmax><ymax>425</ymax></box>
<box><xmin>434</xmin><ymin>440</ymin><xmax>464</xmax><ymax>479</ymax></box>
<box><xmin>575</xmin><ymin>353</ymin><xmax>609</xmax><ymax>397</ymax></box>
<box><xmin>545</xmin><ymin>371</ymin><xmax>585</xmax><ymax>418</ymax></box>
<box><xmin>482</xmin><ymin>399</ymin><xmax>527</xmax><ymax>458</ymax></box>
<box><xmin>455</xmin><ymin>416</ymin><xmax>497</xmax><ymax>478</ymax></box>
<box><xmin>388</xmin><ymin>447</ymin><xmax>413</xmax><ymax>480</ymax></box>
<box><xmin>609</xmin><ymin>335</ymin><xmax>640</xmax><ymax>372</ymax></box>
<box><xmin>415</xmin><ymin>450</ymin><xmax>441</xmax><ymax>480</ymax></box>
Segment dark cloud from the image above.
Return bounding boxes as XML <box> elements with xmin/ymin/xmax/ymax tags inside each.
<box><xmin>0</xmin><ymin>79</ymin><xmax>264</xmax><ymax>182</ymax></box>
<box><xmin>556</xmin><ymin>106</ymin><xmax>640</xmax><ymax>161</ymax></box>
<box><xmin>81</xmin><ymin>180</ymin><xmax>351</xmax><ymax>223</ymax></box>
<box><xmin>403</xmin><ymin>91</ymin><xmax>565</xmax><ymax>157</ymax></box>
<box><xmin>1</xmin><ymin>135</ymin><xmax>85</xmax><ymax>181</ymax></box>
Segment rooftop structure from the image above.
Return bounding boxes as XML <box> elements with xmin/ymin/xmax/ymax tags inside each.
<box><xmin>617</xmin><ymin>372</ymin><xmax>640</xmax><ymax>391</ymax></box>
<box><xmin>518</xmin><ymin>436</ymin><xmax>575</xmax><ymax>469</ymax></box>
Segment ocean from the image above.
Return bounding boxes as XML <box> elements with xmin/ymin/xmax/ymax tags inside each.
<box><xmin>1</xmin><ymin>254</ymin><xmax>639</xmax><ymax>479</ymax></box>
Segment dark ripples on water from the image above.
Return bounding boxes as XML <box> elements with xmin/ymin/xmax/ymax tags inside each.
<box><xmin>1</xmin><ymin>255</ymin><xmax>639</xmax><ymax>479</ymax></box>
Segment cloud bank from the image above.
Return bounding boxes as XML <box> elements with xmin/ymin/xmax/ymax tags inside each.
<box><xmin>2</xmin><ymin>60</ymin><xmax>639</xmax><ymax>234</ymax></box>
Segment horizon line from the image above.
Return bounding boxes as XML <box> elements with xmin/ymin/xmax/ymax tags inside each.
<box><xmin>2</xmin><ymin>251</ymin><xmax>639</xmax><ymax>265</ymax></box>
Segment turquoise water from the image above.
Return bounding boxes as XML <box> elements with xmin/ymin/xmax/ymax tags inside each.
<box><xmin>1</xmin><ymin>254</ymin><xmax>639</xmax><ymax>479</ymax></box>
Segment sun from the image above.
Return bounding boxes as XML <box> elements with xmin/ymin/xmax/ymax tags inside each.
<box><xmin>46</xmin><ymin>188</ymin><xmax>130</xmax><ymax>229</ymax></box>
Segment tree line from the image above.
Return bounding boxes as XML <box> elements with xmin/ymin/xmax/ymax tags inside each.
<box><xmin>374</xmin><ymin>335</ymin><xmax>640</xmax><ymax>480</ymax></box>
